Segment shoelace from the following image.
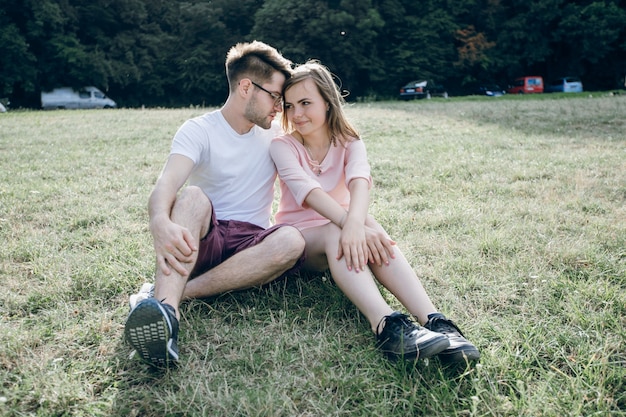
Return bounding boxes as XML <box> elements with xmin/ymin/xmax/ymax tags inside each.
<box><xmin>430</xmin><ymin>317</ymin><xmax>464</xmax><ymax>337</ymax></box>
<box><xmin>376</xmin><ymin>313</ymin><xmax>415</xmax><ymax>337</ymax></box>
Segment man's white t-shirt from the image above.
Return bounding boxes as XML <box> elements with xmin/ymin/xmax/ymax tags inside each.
<box><xmin>170</xmin><ymin>110</ymin><xmax>281</xmax><ymax>229</ymax></box>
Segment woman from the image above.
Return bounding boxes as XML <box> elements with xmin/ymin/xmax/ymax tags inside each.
<box><xmin>270</xmin><ymin>61</ymin><xmax>479</xmax><ymax>363</ymax></box>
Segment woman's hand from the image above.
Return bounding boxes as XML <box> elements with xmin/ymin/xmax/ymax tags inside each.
<box><xmin>363</xmin><ymin>222</ymin><xmax>396</xmax><ymax>266</ymax></box>
<box><xmin>336</xmin><ymin>217</ymin><xmax>368</xmax><ymax>272</ymax></box>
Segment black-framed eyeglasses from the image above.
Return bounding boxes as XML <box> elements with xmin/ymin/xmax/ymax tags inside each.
<box><xmin>251</xmin><ymin>81</ymin><xmax>283</xmax><ymax>105</ymax></box>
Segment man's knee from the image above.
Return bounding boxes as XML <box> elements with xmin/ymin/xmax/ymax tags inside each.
<box><xmin>175</xmin><ymin>186</ymin><xmax>211</xmax><ymax>213</ymax></box>
<box><xmin>172</xmin><ymin>186</ymin><xmax>212</xmax><ymax>234</ymax></box>
<box><xmin>272</xmin><ymin>226</ymin><xmax>305</xmax><ymax>264</ymax></box>
<box><xmin>179</xmin><ymin>185</ymin><xmax>208</xmax><ymax>203</ymax></box>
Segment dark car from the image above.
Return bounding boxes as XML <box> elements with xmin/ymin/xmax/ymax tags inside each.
<box><xmin>399</xmin><ymin>80</ymin><xmax>448</xmax><ymax>100</ymax></box>
<box><xmin>475</xmin><ymin>84</ymin><xmax>506</xmax><ymax>97</ymax></box>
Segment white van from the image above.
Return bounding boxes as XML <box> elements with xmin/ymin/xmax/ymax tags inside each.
<box><xmin>41</xmin><ymin>86</ymin><xmax>117</xmax><ymax>110</ymax></box>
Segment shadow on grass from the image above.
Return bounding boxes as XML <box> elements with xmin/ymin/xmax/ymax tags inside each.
<box><xmin>109</xmin><ymin>271</ymin><xmax>480</xmax><ymax>416</ymax></box>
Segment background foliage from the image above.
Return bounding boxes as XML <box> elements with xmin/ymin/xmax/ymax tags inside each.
<box><xmin>1</xmin><ymin>0</ymin><xmax>626</xmax><ymax>107</ymax></box>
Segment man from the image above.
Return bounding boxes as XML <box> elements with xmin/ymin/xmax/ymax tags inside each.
<box><xmin>124</xmin><ymin>41</ymin><xmax>305</xmax><ymax>368</ymax></box>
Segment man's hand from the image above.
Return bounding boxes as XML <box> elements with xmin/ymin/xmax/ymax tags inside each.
<box><xmin>150</xmin><ymin>219</ymin><xmax>197</xmax><ymax>277</ymax></box>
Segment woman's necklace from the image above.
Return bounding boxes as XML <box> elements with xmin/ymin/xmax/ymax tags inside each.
<box><xmin>301</xmin><ymin>137</ymin><xmax>330</xmax><ymax>176</ymax></box>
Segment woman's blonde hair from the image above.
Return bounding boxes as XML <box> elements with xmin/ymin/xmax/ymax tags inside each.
<box><xmin>281</xmin><ymin>60</ymin><xmax>359</xmax><ymax>146</ymax></box>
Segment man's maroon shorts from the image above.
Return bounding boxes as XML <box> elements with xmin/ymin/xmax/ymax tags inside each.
<box><xmin>190</xmin><ymin>206</ymin><xmax>294</xmax><ymax>278</ymax></box>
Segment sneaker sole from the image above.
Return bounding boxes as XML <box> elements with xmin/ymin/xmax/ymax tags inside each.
<box><xmin>124</xmin><ymin>299</ymin><xmax>178</xmax><ymax>367</ymax></box>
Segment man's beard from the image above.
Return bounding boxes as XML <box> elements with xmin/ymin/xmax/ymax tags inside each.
<box><xmin>244</xmin><ymin>96</ymin><xmax>272</xmax><ymax>129</ymax></box>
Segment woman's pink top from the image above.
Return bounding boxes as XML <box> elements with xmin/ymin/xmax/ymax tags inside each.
<box><xmin>270</xmin><ymin>133</ymin><xmax>372</xmax><ymax>230</ymax></box>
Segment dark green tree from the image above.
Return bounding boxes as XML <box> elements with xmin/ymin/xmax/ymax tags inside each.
<box><xmin>554</xmin><ymin>1</ymin><xmax>626</xmax><ymax>89</ymax></box>
<box><xmin>251</xmin><ymin>0</ymin><xmax>384</xmax><ymax>99</ymax></box>
<box><xmin>494</xmin><ymin>0</ymin><xmax>566</xmax><ymax>80</ymax></box>
<box><xmin>164</xmin><ymin>0</ymin><xmax>268</xmax><ymax>106</ymax></box>
<box><xmin>445</xmin><ymin>0</ymin><xmax>505</xmax><ymax>89</ymax></box>
<box><xmin>0</xmin><ymin>7</ymin><xmax>36</xmax><ymax>99</ymax></box>
<box><xmin>374</xmin><ymin>0</ymin><xmax>458</xmax><ymax>96</ymax></box>
<box><xmin>62</xmin><ymin>0</ymin><xmax>184</xmax><ymax>106</ymax></box>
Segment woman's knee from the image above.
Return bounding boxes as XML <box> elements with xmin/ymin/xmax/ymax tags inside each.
<box><xmin>325</xmin><ymin>222</ymin><xmax>342</xmax><ymax>236</ymax></box>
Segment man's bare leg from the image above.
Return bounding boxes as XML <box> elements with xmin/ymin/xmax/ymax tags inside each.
<box><xmin>125</xmin><ymin>186</ymin><xmax>210</xmax><ymax>367</ymax></box>
<box><xmin>182</xmin><ymin>225</ymin><xmax>305</xmax><ymax>299</ymax></box>
<box><xmin>153</xmin><ymin>186</ymin><xmax>211</xmax><ymax>318</ymax></box>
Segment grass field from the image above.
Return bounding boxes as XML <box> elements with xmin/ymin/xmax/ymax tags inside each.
<box><xmin>0</xmin><ymin>94</ymin><xmax>624</xmax><ymax>416</ymax></box>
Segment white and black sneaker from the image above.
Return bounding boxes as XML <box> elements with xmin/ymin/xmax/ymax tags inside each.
<box><xmin>125</xmin><ymin>298</ymin><xmax>179</xmax><ymax>368</ymax></box>
<box><xmin>128</xmin><ymin>282</ymin><xmax>155</xmax><ymax>311</ymax></box>
<box><xmin>424</xmin><ymin>313</ymin><xmax>480</xmax><ymax>364</ymax></box>
<box><xmin>376</xmin><ymin>312</ymin><xmax>450</xmax><ymax>360</ymax></box>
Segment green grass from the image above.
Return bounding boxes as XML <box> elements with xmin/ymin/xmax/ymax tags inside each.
<box><xmin>0</xmin><ymin>95</ymin><xmax>624</xmax><ymax>416</ymax></box>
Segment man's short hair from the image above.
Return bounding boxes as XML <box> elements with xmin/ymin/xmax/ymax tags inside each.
<box><xmin>225</xmin><ymin>41</ymin><xmax>292</xmax><ymax>91</ymax></box>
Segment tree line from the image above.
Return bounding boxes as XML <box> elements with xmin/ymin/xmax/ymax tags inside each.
<box><xmin>1</xmin><ymin>0</ymin><xmax>625</xmax><ymax>108</ymax></box>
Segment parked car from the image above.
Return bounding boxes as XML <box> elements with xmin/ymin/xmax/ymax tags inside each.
<box><xmin>544</xmin><ymin>76</ymin><xmax>583</xmax><ymax>93</ymax></box>
<box><xmin>474</xmin><ymin>84</ymin><xmax>506</xmax><ymax>97</ymax></box>
<box><xmin>41</xmin><ymin>86</ymin><xmax>117</xmax><ymax>109</ymax></box>
<box><xmin>506</xmin><ymin>76</ymin><xmax>544</xmax><ymax>94</ymax></box>
<box><xmin>399</xmin><ymin>80</ymin><xmax>448</xmax><ymax>100</ymax></box>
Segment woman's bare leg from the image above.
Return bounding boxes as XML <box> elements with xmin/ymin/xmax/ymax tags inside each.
<box><xmin>301</xmin><ymin>224</ymin><xmax>394</xmax><ymax>333</ymax></box>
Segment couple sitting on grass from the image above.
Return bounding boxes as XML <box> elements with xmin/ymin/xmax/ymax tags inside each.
<box><xmin>124</xmin><ymin>41</ymin><xmax>479</xmax><ymax>368</ymax></box>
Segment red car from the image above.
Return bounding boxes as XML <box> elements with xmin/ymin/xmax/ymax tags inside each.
<box><xmin>507</xmin><ymin>76</ymin><xmax>544</xmax><ymax>94</ymax></box>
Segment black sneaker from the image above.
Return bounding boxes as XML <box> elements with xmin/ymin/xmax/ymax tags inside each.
<box><xmin>376</xmin><ymin>312</ymin><xmax>450</xmax><ymax>360</ymax></box>
<box><xmin>424</xmin><ymin>313</ymin><xmax>480</xmax><ymax>364</ymax></box>
<box><xmin>124</xmin><ymin>298</ymin><xmax>179</xmax><ymax>368</ymax></box>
